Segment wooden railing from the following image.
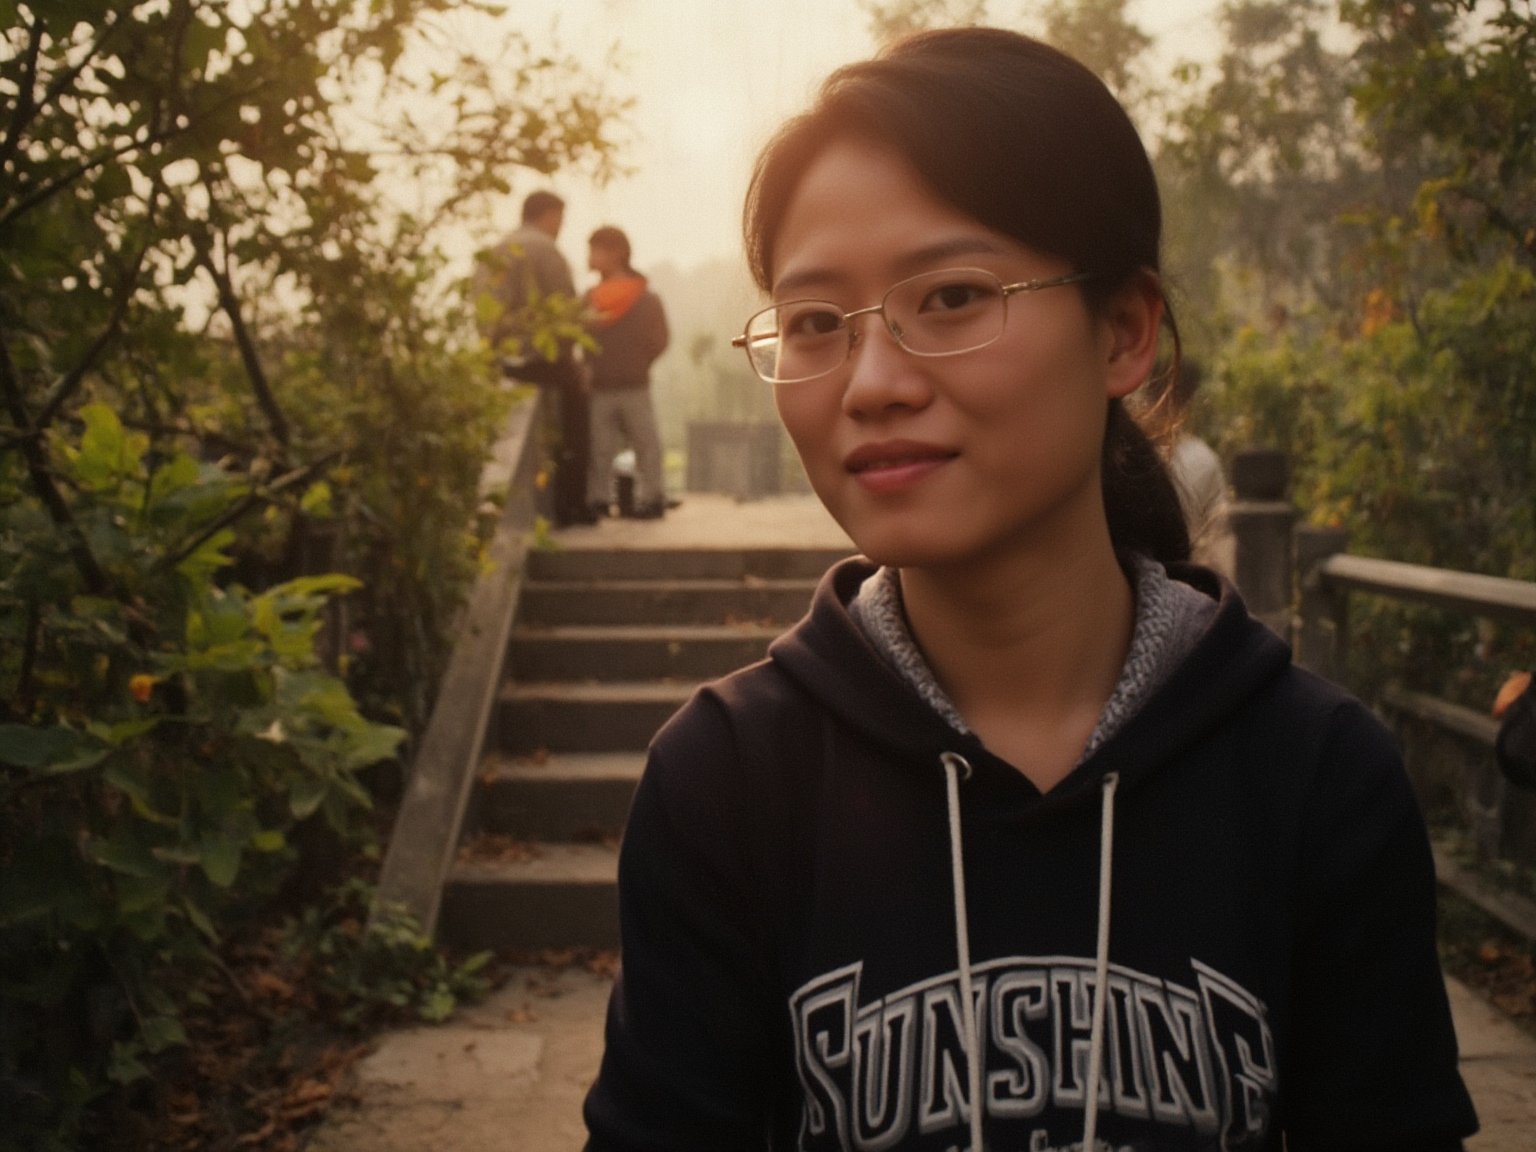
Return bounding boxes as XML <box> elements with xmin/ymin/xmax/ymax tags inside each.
<box><xmin>1296</xmin><ymin>547</ymin><xmax>1536</xmax><ymax>685</ymax></box>
<box><xmin>1226</xmin><ymin>450</ymin><xmax>1536</xmax><ymax>917</ymax></box>
<box><xmin>1292</xmin><ymin>534</ymin><xmax>1536</xmax><ymax>873</ymax></box>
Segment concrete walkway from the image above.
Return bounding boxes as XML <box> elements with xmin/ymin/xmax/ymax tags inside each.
<box><xmin>550</xmin><ymin>489</ymin><xmax>855</xmax><ymax>552</ymax></box>
<box><xmin>311</xmin><ymin>494</ymin><xmax>1536</xmax><ymax>1150</ymax></box>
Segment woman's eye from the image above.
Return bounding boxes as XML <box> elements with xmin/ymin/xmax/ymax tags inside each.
<box><xmin>782</xmin><ymin>306</ymin><xmax>845</xmax><ymax>339</ymax></box>
<box><xmin>919</xmin><ymin>281</ymin><xmax>991</xmax><ymax>313</ymax></box>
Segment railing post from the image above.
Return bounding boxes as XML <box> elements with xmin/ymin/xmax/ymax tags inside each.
<box><xmin>1294</xmin><ymin>525</ymin><xmax>1351</xmax><ymax>682</ymax></box>
<box><xmin>1228</xmin><ymin>449</ymin><xmax>1296</xmax><ymax>640</ymax></box>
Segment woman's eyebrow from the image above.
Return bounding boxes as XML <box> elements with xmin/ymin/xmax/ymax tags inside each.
<box><xmin>771</xmin><ymin>236</ymin><xmax>1014</xmax><ymax>299</ymax></box>
<box><xmin>903</xmin><ymin>236</ymin><xmax>1013</xmax><ymax>267</ymax></box>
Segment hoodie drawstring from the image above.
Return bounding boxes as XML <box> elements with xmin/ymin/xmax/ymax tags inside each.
<box><xmin>940</xmin><ymin>752</ymin><xmax>984</xmax><ymax>1152</ymax></box>
<box><xmin>940</xmin><ymin>755</ymin><xmax>1120</xmax><ymax>1152</ymax></box>
<box><xmin>1082</xmin><ymin>770</ymin><xmax>1119</xmax><ymax>1152</ymax></box>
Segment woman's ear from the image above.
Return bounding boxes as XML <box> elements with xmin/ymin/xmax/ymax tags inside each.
<box><xmin>1100</xmin><ymin>270</ymin><xmax>1165</xmax><ymax>400</ymax></box>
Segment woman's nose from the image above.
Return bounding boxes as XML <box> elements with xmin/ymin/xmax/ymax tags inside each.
<box><xmin>840</xmin><ymin>317</ymin><xmax>934</xmax><ymax>417</ymax></box>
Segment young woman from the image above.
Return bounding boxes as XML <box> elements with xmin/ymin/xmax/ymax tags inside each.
<box><xmin>583</xmin><ymin>28</ymin><xmax>1476</xmax><ymax>1151</ymax></box>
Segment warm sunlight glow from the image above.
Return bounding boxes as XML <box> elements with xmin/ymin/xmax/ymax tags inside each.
<box><xmin>421</xmin><ymin>0</ymin><xmax>1225</xmax><ymax>277</ymax></box>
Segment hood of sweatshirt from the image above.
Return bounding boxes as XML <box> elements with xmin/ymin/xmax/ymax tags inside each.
<box><xmin>767</xmin><ymin>556</ymin><xmax>1293</xmax><ymax>817</ymax></box>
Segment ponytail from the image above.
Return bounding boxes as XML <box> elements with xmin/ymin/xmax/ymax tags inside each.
<box><xmin>1102</xmin><ymin>399</ymin><xmax>1190</xmax><ymax>564</ymax></box>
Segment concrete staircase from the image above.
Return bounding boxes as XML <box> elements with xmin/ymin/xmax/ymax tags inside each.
<box><xmin>437</xmin><ymin>544</ymin><xmax>850</xmax><ymax>954</ymax></box>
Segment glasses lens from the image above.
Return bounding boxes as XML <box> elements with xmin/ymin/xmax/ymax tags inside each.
<box><xmin>884</xmin><ymin>269</ymin><xmax>1006</xmax><ymax>356</ymax></box>
<box><xmin>745</xmin><ymin>301</ymin><xmax>847</xmax><ymax>383</ymax></box>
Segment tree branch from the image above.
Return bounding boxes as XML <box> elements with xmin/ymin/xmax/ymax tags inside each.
<box><xmin>0</xmin><ymin>11</ymin><xmax>45</xmax><ymax>174</ymax></box>
<box><xmin>155</xmin><ymin>452</ymin><xmax>339</xmax><ymax>574</ymax></box>
<box><xmin>11</xmin><ymin>605</ymin><xmax>41</xmax><ymax>720</ymax></box>
<box><xmin>0</xmin><ymin>6</ymin><xmax>121</xmax><ymax>173</ymax></box>
<box><xmin>0</xmin><ymin>122</ymin><xmax>181</xmax><ymax>233</ymax></box>
<box><xmin>34</xmin><ymin>241</ymin><xmax>152</xmax><ymax>430</ymax></box>
<box><xmin>0</xmin><ymin>323</ymin><xmax>110</xmax><ymax>596</ymax></box>
<box><xmin>35</xmin><ymin>7</ymin><xmax>125</xmax><ymax>123</ymax></box>
<box><xmin>194</xmin><ymin>226</ymin><xmax>290</xmax><ymax>448</ymax></box>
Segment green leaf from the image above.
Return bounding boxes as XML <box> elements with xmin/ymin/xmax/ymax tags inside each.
<box><xmin>182</xmin><ymin>637</ymin><xmax>266</xmax><ymax>673</ymax></box>
<box><xmin>183</xmin><ymin>897</ymin><xmax>220</xmax><ymax>943</ymax></box>
<box><xmin>139</xmin><ymin>1013</ymin><xmax>189</xmax><ymax>1054</ymax></box>
<box><xmin>271</xmin><ymin>573</ymin><xmax>362</xmax><ymax>601</ymax></box>
<box><xmin>199</xmin><ymin>834</ymin><xmax>241</xmax><ymax>888</ymax></box>
<box><xmin>175</xmin><ymin>526</ymin><xmax>238</xmax><ymax>580</ymax></box>
<box><xmin>104</xmin><ymin>762</ymin><xmax>177</xmax><ymax>826</ymax></box>
<box><xmin>300</xmin><ymin>479</ymin><xmax>333</xmax><ymax>517</ymax></box>
<box><xmin>85</xmin><ymin>835</ymin><xmax>162</xmax><ymax>880</ymax></box>
<box><xmin>289</xmin><ymin>773</ymin><xmax>329</xmax><ymax>820</ymax></box>
<box><xmin>147</xmin><ymin>451</ymin><xmax>202</xmax><ymax>503</ymax></box>
<box><xmin>342</xmin><ymin>721</ymin><xmax>406</xmax><ymax>771</ymax></box>
<box><xmin>418</xmin><ymin>987</ymin><xmax>456</xmax><ymax>1022</ymax></box>
<box><xmin>187</xmin><ymin>588</ymin><xmax>254</xmax><ymax>649</ymax></box>
<box><xmin>89</xmin><ymin>717</ymin><xmax>161</xmax><ymax>746</ymax></box>
<box><xmin>116</xmin><ymin>875</ymin><xmax>172</xmax><ymax>936</ymax></box>
<box><xmin>108</xmin><ymin>1042</ymin><xmax>151</xmax><ymax>1085</ymax></box>
<box><xmin>279</xmin><ymin>671</ymin><xmax>357</xmax><ymax>726</ymax></box>
<box><xmin>72</xmin><ymin>403</ymin><xmax>145</xmax><ymax>492</ymax></box>
<box><xmin>250</xmin><ymin>828</ymin><xmax>287</xmax><ymax>852</ymax></box>
<box><xmin>149</xmin><ymin>844</ymin><xmax>202</xmax><ymax>866</ymax></box>
<box><xmin>0</xmin><ymin>724</ymin><xmax>109</xmax><ymax>775</ymax></box>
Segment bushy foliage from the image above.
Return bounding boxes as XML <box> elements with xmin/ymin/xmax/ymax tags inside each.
<box><xmin>1</xmin><ymin>2</ymin><xmax>625</xmax><ymax>1145</ymax></box>
<box><xmin>283</xmin><ymin>878</ymin><xmax>491</xmax><ymax>1030</ymax></box>
<box><xmin>0</xmin><ymin>407</ymin><xmax>405</xmax><ymax>1144</ymax></box>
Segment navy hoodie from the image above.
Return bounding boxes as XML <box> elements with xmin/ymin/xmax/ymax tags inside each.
<box><xmin>584</xmin><ymin>558</ymin><xmax>1477</xmax><ymax>1151</ymax></box>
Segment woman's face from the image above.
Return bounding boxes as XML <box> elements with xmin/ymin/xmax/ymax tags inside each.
<box><xmin>588</xmin><ymin>243</ymin><xmax>625</xmax><ymax>277</ymax></box>
<box><xmin>766</xmin><ymin>138</ymin><xmax>1157</xmax><ymax>574</ymax></box>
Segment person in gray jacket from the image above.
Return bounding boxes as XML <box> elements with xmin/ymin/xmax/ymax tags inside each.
<box><xmin>478</xmin><ymin>190</ymin><xmax>593</xmax><ymax>526</ymax></box>
<box><xmin>583</xmin><ymin>226</ymin><xmax>670</xmax><ymax>519</ymax></box>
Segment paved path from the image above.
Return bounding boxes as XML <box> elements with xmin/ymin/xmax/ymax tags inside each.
<box><xmin>311</xmin><ymin>494</ymin><xmax>1536</xmax><ymax>1149</ymax></box>
<box><xmin>551</xmin><ymin>489</ymin><xmax>854</xmax><ymax>552</ymax></box>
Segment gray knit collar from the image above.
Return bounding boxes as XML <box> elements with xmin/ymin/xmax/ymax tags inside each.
<box><xmin>848</xmin><ymin>555</ymin><xmax>1217</xmax><ymax>763</ymax></box>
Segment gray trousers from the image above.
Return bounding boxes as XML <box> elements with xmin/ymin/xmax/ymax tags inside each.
<box><xmin>588</xmin><ymin>388</ymin><xmax>664</xmax><ymax>507</ymax></box>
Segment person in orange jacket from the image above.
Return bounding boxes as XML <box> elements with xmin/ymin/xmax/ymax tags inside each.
<box><xmin>583</xmin><ymin>226</ymin><xmax>670</xmax><ymax>520</ymax></box>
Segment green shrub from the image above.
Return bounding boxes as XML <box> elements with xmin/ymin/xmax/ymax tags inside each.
<box><xmin>0</xmin><ymin>405</ymin><xmax>402</xmax><ymax>1146</ymax></box>
<box><xmin>284</xmin><ymin>879</ymin><xmax>491</xmax><ymax>1030</ymax></box>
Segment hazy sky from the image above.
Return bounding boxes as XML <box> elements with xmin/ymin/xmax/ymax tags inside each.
<box><xmin>470</xmin><ymin>0</ymin><xmax>1226</xmax><ymax>278</ymax></box>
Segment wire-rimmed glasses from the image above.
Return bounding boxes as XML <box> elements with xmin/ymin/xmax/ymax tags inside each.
<box><xmin>731</xmin><ymin>266</ymin><xmax>1092</xmax><ymax>385</ymax></box>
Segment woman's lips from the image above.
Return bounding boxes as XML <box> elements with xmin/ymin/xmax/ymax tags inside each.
<box><xmin>844</xmin><ymin>441</ymin><xmax>958</xmax><ymax>492</ymax></box>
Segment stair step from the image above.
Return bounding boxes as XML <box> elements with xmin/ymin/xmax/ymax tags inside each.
<box><xmin>507</xmin><ymin>623</ymin><xmax>780</xmax><ymax>682</ymax></box>
<box><xmin>517</xmin><ymin>578</ymin><xmax>818</xmax><ymax>627</ymax></box>
<box><xmin>473</xmin><ymin>751</ymin><xmax>644</xmax><ymax>839</ymax></box>
<box><xmin>528</xmin><ymin>546</ymin><xmax>851</xmax><ymax>583</ymax></box>
<box><xmin>440</xmin><ymin>842</ymin><xmax>620</xmax><ymax>952</ymax></box>
<box><xmin>432</xmin><ymin>541</ymin><xmax>850</xmax><ymax>954</ymax></box>
<box><xmin>495</xmin><ymin>680</ymin><xmax>694</xmax><ymax>754</ymax></box>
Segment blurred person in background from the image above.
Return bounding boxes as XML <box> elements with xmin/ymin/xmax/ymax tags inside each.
<box><xmin>582</xmin><ymin>225</ymin><xmax>670</xmax><ymax>520</ymax></box>
<box><xmin>477</xmin><ymin>189</ymin><xmax>594</xmax><ymax>526</ymax></box>
<box><xmin>1166</xmin><ymin>358</ymin><xmax>1234</xmax><ymax>577</ymax></box>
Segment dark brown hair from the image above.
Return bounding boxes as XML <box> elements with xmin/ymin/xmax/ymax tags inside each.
<box><xmin>588</xmin><ymin>225</ymin><xmax>635</xmax><ymax>273</ymax></box>
<box><xmin>521</xmin><ymin>189</ymin><xmax>565</xmax><ymax>224</ymax></box>
<box><xmin>743</xmin><ymin>27</ymin><xmax>1190</xmax><ymax>563</ymax></box>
